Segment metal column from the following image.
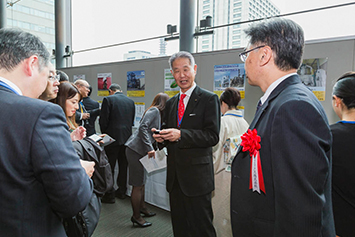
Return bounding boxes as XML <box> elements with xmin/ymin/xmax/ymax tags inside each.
<box><xmin>0</xmin><ymin>0</ymin><xmax>7</xmax><ymax>29</ymax></box>
<box><xmin>180</xmin><ymin>0</ymin><xmax>196</xmax><ymax>53</ymax></box>
<box><xmin>55</xmin><ymin>0</ymin><xmax>66</xmax><ymax>68</ymax></box>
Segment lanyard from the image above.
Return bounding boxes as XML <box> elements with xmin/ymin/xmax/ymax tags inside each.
<box><xmin>224</xmin><ymin>113</ymin><xmax>242</xmax><ymax>117</ymax></box>
<box><xmin>337</xmin><ymin>120</ymin><xmax>355</xmax><ymax>124</ymax></box>
<box><xmin>0</xmin><ymin>80</ymin><xmax>20</xmax><ymax>95</ymax></box>
<box><xmin>80</xmin><ymin>102</ymin><xmax>84</xmax><ymax>113</ymax></box>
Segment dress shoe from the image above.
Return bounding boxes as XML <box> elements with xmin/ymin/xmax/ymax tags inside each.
<box><xmin>140</xmin><ymin>209</ymin><xmax>156</xmax><ymax>217</ymax></box>
<box><xmin>131</xmin><ymin>216</ymin><xmax>152</xmax><ymax>228</ymax></box>
<box><xmin>115</xmin><ymin>191</ymin><xmax>126</xmax><ymax>200</ymax></box>
<box><xmin>101</xmin><ymin>192</ymin><xmax>115</xmax><ymax>204</ymax></box>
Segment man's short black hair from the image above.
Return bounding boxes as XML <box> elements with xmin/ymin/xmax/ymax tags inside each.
<box><xmin>109</xmin><ymin>83</ymin><xmax>121</xmax><ymax>92</ymax></box>
<box><xmin>56</xmin><ymin>70</ymin><xmax>69</xmax><ymax>82</ymax></box>
<box><xmin>244</xmin><ymin>18</ymin><xmax>304</xmax><ymax>71</ymax></box>
<box><xmin>0</xmin><ymin>28</ymin><xmax>50</xmax><ymax>72</ymax></box>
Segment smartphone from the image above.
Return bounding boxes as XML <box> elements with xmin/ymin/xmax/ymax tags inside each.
<box><xmin>154</xmin><ymin>130</ymin><xmax>161</xmax><ymax>134</ymax></box>
<box><xmin>89</xmin><ymin>134</ymin><xmax>103</xmax><ymax>142</ymax></box>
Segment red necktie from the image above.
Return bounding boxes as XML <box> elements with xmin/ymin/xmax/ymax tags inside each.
<box><xmin>178</xmin><ymin>94</ymin><xmax>186</xmax><ymax>128</ymax></box>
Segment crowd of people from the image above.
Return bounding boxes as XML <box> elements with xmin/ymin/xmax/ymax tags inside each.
<box><xmin>0</xmin><ymin>17</ymin><xmax>354</xmax><ymax>237</ymax></box>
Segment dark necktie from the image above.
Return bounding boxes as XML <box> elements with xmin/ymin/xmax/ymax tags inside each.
<box><xmin>256</xmin><ymin>100</ymin><xmax>262</xmax><ymax>113</ymax></box>
<box><xmin>178</xmin><ymin>94</ymin><xmax>186</xmax><ymax>128</ymax></box>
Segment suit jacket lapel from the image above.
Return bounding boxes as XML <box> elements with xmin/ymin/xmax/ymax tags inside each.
<box><xmin>249</xmin><ymin>75</ymin><xmax>300</xmax><ymax>130</ymax></box>
<box><xmin>181</xmin><ymin>86</ymin><xmax>200</xmax><ymax>127</ymax></box>
<box><xmin>170</xmin><ymin>94</ymin><xmax>179</xmax><ymax>128</ymax></box>
<box><xmin>235</xmin><ymin>74</ymin><xmax>301</xmax><ymax>156</ymax></box>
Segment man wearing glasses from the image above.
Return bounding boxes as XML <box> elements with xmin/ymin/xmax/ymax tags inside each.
<box><xmin>74</xmin><ymin>79</ymin><xmax>92</xmax><ymax>126</ymax></box>
<box><xmin>231</xmin><ymin>18</ymin><xmax>335</xmax><ymax>236</ymax></box>
<box><xmin>0</xmin><ymin>28</ymin><xmax>93</xmax><ymax>236</ymax></box>
<box><xmin>38</xmin><ymin>64</ymin><xmax>60</xmax><ymax>101</ymax></box>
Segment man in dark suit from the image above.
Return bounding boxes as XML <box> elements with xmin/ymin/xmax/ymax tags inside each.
<box><xmin>231</xmin><ymin>18</ymin><xmax>335</xmax><ymax>236</ymax></box>
<box><xmin>74</xmin><ymin>79</ymin><xmax>91</xmax><ymax>126</ymax></box>
<box><xmin>82</xmin><ymin>86</ymin><xmax>100</xmax><ymax>136</ymax></box>
<box><xmin>100</xmin><ymin>83</ymin><xmax>135</xmax><ymax>202</ymax></box>
<box><xmin>153</xmin><ymin>51</ymin><xmax>220</xmax><ymax>237</ymax></box>
<box><xmin>0</xmin><ymin>28</ymin><xmax>93</xmax><ymax>236</ymax></box>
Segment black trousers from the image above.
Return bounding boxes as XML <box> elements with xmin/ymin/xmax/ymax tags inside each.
<box><xmin>104</xmin><ymin>144</ymin><xmax>127</xmax><ymax>194</ymax></box>
<box><xmin>169</xmin><ymin>179</ymin><xmax>216</xmax><ymax>237</ymax></box>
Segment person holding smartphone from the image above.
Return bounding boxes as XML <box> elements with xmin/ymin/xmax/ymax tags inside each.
<box><xmin>125</xmin><ymin>93</ymin><xmax>169</xmax><ymax>227</ymax></box>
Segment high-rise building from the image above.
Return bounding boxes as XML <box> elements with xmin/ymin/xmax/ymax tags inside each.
<box><xmin>6</xmin><ymin>0</ymin><xmax>55</xmax><ymax>52</ymax></box>
<box><xmin>198</xmin><ymin>0</ymin><xmax>280</xmax><ymax>52</ymax></box>
<box><xmin>159</xmin><ymin>38</ymin><xmax>167</xmax><ymax>56</ymax></box>
<box><xmin>124</xmin><ymin>50</ymin><xmax>156</xmax><ymax>61</ymax></box>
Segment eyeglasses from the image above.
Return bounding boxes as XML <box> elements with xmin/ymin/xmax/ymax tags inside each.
<box><xmin>48</xmin><ymin>74</ymin><xmax>60</xmax><ymax>82</ymax></box>
<box><xmin>80</xmin><ymin>85</ymin><xmax>90</xmax><ymax>89</ymax></box>
<box><xmin>239</xmin><ymin>45</ymin><xmax>266</xmax><ymax>62</ymax></box>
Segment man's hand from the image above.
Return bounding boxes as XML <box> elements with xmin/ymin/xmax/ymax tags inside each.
<box><xmin>80</xmin><ymin>160</ymin><xmax>95</xmax><ymax>178</ymax></box>
<box><xmin>82</xmin><ymin>113</ymin><xmax>90</xmax><ymax>120</ymax></box>
<box><xmin>152</xmin><ymin>128</ymin><xmax>165</xmax><ymax>143</ymax></box>
<box><xmin>71</xmin><ymin>126</ymin><xmax>86</xmax><ymax>141</ymax></box>
<box><xmin>159</xmin><ymin>128</ymin><xmax>181</xmax><ymax>142</ymax></box>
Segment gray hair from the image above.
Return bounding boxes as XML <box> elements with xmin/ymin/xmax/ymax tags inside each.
<box><xmin>109</xmin><ymin>83</ymin><xmax>121</xmax><ymax>92</ymax></box>
<box><xmin>169</xmin><ymin>51</ymin><xmax>195</xmax><ymax>69</ymax></box>
<box><xmin>0</xmin><ymin>28</ymin><xmax>50</xmax><ymax>72</ymax></box>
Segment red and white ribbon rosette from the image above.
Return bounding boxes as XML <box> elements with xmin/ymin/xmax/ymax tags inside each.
<box><xmin>240</xmin><ymin>129</ymin><xmax>265</xmax><ymax>194</ymax></box>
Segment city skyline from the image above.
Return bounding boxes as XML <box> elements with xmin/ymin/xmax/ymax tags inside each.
<box><xmin>5</xmin><ymin>0</ymin><xmax>355</xmax><ymax>66</ymax></box>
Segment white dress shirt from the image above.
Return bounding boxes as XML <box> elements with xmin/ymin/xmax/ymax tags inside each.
<box><xmin>259</xmin><ymin>73</ymin><xmax>297</xmax><ymax>105</ymax></box>
<box><xmin>179</xmin><ymin>82</ymin><xmax>197</xmax><ymax>111</ymax></box>
<box><xmin>0</xmin><ymin>76</ymin><xmax>23</xmax><ymax>95</ymax></box>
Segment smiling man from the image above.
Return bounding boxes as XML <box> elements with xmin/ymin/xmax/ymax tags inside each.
<box><xmin>153</xmin><ymin>51</ymin><xmax>220</xmax><ymax>237</ymax></box>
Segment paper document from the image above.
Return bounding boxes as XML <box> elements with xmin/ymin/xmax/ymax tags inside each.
<box><xmin>140</xmin><ymin>149</ymin><xmax>167</xmax><ymax>173</ymax></box>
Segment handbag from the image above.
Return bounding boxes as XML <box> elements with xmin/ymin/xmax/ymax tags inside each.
<box><xmin>62</xmin><ymin>192</ymin><xmax>101</xmax><ymax>237</ymax></box>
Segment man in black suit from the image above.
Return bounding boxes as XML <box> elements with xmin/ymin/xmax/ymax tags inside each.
<box><xmin>82</xmin><ymin>86</ymin><xmax>100</xmax><ymax>136</ymax></box>
<box><xmin>0</xmin><ymin>28</ymin><xmax>93</xmax><ymax>236</ymax></box>
<box><xmin>153</xmin><ymin>51</ymin><xmax>220</xmax><ymax>236</ymax></box>
<box><xmin>74</xmin><ymin>79</ymin><xmax>91</xmax><ymax>126</ymax></box>
<box><xmin>231</xmin><ymin>18</ymin><xmax>335</xmax><ymax>236</ymax></box>
<box><xmin>100</xmin><ymin>83</ymin><xmax>135</xmax><ymax>202</ymax></box>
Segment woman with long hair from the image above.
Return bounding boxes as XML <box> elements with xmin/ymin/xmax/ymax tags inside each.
<box><xmin>52</xmin><ymin>82</ymin><xmax>86</xmax><ymax>141</ymax></box>
<box><xmin>212</xmin><ymin>87</ymin><xmax>249</xmax><ymax>236</ymax></box>
<box><xmin>125</xmin><ymin>92</ymin><xmax>170</xmax><ymax>227</ymax></box>
<box><xmin>331</xmin><ymin>72</ymin><xmax>355</xmax><ymax>237</ymax></box>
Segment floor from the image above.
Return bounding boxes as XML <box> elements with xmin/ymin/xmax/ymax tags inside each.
<box><xmin>92</xmin><ymin>196</ymin><xmax>173</xmax><ymax>237</ymax></box>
